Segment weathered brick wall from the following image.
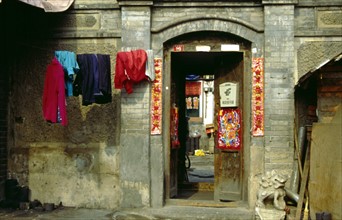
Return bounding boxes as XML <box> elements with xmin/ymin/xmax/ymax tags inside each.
<box><xmin>152</xmin><ymin>7</ymin><xmax>264</xmax><ymax>31</ymax></box>
<box><xmin>3</xmin><ymin>0</ymin><xmax>122</xmax><ymax>209</ymax></box>
<box><xmin>119</xmin><ymin>2</ymin><xmax>152</xmax><ymax>208</ymax></box>
<box><xmin>298</xmin><ymin>0</ymin><xmax>342</xmax><ymax>5</ymax></box>
<box><xmin>264</xmin><ymin>5</ymin><xmax>295</xmax><ymax>177</ymax></box>
<box><xmin>1</xmin><ymin>0</ymin><xmax>341</xmax><ymax>210</ymax></box>
<box><xmin>297</xmin><ymin>41</ymin><xmax>342</xmax><ymax>80</ymax></box>
<box><xmin>295</xmin><ymin>6</ymin><xmax>342</xmax><ymax>79</ymax></box>
<box><xmin>295</xmin><ymin>5</ymin><xmax>342</xmax><ymax>80</ymax></box>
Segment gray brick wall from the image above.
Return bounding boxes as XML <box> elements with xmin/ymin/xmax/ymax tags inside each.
<box><xmin>264</xmin><ymin>5</ymin><xmax>295</xmax><ymax>175</ymax></box>
<box><xmin>1</xmin><ymin>0</ymin><xmax>340</xmax><ymax>209</ymax></box>
<box><xmin>297</xmin><ymin>41</ymin><xmax>342</xmax><ymax>79</ymax></box>
<box><xmin>120</xmin><ymin>4</ymin><xmax>152</xmax><ymax>208</ymax></box>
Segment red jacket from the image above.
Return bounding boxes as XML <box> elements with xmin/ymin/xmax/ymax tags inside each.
<box><xmin>114</xmin><ymin>50</ymin><xmax>147</xmax><ymax>94</ymax></box>
<box><xmin>42</xmin><ymin>57</ymin><xmax>68</xmax><ymax>126</ymax></box>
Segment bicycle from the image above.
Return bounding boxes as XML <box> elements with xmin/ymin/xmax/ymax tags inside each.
<box><xmin>185</xmin><ymin>152</ymin><xmax>191</xmax><ymax>169</ymax></box>
<box><xmin>183</xmin><ymin>152</ymin><xmax>191</xmax><ymax>183</ymax></box>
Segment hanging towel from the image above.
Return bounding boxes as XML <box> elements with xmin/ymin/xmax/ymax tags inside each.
<box><xmin>18</xmin><ymin>0</ymin><xmax>74</xmax><ymax>12</ymax></box>
<box><xmin>54</xmin><ymin>50</ymin><xmax>80</xmax><ymax>97</ymax></box>
<box><xmin>115</xmin><ymin>49</ymin><xmax>147</xmax><ymax>94</ymax></box>
<box><xmin>145</xmin><ymin>49</ymin><xmax>155</xmax><ymax>81</ymax></box>
<box><xmin>42</xmin><ymin>57</ymin><xmax>68</xmax><ymax>126</ymax></box>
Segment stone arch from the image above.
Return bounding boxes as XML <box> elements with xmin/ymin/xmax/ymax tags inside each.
<box><xmin>151</xmin><ymin>16</ymin><xmax>263</xmax><ymax>50</ymax></box>
<box><xmin>155</xmin><ymin>16</ymin><xmax>259</xmax><ymax>206</ymax></box>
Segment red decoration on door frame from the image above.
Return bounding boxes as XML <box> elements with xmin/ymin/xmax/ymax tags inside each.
<box><xmin>151</xmin><ymin>58</ymin><xmax>163</xmax><ymax>135</ymax></box>
<box><xmin>252</xmin><ymin>58</ymin><xmax>264</xmax><ymax>137</ymax></box>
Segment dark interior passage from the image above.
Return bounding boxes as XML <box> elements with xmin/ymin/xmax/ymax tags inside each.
<box><xmin>170</xmin><ymin>51</ymin><xmax>244</xmax><ymax>201</ymax></box>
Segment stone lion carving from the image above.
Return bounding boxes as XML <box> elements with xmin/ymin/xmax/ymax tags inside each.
<box><xmin>256</xmin><ymin>170</ymin><xmax>288</xmax><ymax>210</ymax></box>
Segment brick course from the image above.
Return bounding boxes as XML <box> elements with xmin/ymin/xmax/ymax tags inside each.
<box><xmin>264</xmin><ymin>5</ymin><xmax>296</xmax><ymax>175</ymax></box>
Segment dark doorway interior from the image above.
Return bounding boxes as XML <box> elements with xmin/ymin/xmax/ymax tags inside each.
<box><xmin>170</xmin><ymin>51</ymin><xmax>243</xmax><ymax>201</ymax></box>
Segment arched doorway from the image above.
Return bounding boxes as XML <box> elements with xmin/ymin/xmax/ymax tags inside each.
<box><xmin>163</xmin><ymin>31</ymin><xmax>252</xmax><ymax>205</ymax></box>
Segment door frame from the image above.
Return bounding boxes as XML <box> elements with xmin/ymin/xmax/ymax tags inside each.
<box><xmin>163</xmin><ymin>44</ymin><xmax>252</xmax><ymax>207</ymax></box>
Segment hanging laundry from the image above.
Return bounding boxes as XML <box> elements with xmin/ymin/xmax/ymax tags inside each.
<box><xmin>145</xmin><ymin>49</ymin><xmax>155</xmax><ymax>81</ymax></box>
<box><xmin>186</xmin><ymin>75</ymin><xmax>200</xmax><ymax>81</ymax></box>
<box><xmin>42</xmin><ymin>57</ymin><xmax>68</xmax><ymax>126</ymax></box>
<box><xmin>75</xmin><ymin>54</ymin><xmax>112</xmax><ymax>106</ymax></box>
<box><xmin>95</xmin><ymin>54</ymin><xmax>112</xmax><ymax>104</ymax></box>
<box><xmin>75</xmin><ymin>54</ymin><xmax>96</xmax><ymax>105</ymax></box>
<box><xmin>114</xmin><ymin>49</ymin><xmax>147</xmax><ymax>94</ymax></box>
<box><xmin>54</xmin><ymin>50</ymin><xmax>80</xmax><ymax>97</ymax></box>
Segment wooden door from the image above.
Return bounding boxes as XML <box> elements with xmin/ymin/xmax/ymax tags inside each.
<box><xmin>170</xmin><ymin>148</ymin><xmax>178</xmax><ymax>198</ymax></box>
<box><xmin>214</xmin><ymin>52</ymin><xmax>244</xmax><ymax>201</ymax></box>
<box><xmin>169</xmin><ymin>53</ymin><xmax>188</xmax><ymax>198</ymax></box>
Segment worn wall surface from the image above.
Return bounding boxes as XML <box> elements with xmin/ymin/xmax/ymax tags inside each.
<box><xmin>4</xmin><ymin>0</ymin><xmax>122</xmax><ymax>209</ymax></box>
<box><xmin>295</xmin><ymin>4</ymin><xmax>342</xmax><ymax>81</ymax></box>
<box><xmin>1</xmin><ymin>0</ymin><xmax>341</xmax><ymax>210</ymax></box>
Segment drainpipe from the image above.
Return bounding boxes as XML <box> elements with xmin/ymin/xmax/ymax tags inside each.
<box><xmin>285</xmin><ymin>188</ymin><xmax>299</xmax><ymax>203</ymax></box>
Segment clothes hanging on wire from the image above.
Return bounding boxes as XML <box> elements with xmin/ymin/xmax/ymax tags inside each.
<box><xmin>42</xmin><ymin>57</ymin><xmax>68</xmax><ymax>126</ymax></box>
<box><xmin>54</xmin><ymin>50</ymin><xmax>80</xmax><ymax>97</ymax></box>
<box><xmin>75</xmin><ymin>54</ymin><xmax>112</xmax><ymax>106</ymax></box>
<box><xmin>114</xmin><ymin>49</ymin><xmax>147</xmax><ymax>94</ymax></box>
<box><xmin>94</xmin><ymin>54</ymin><xmax>112</xmax><ymax>104</ymax></box>
<box><xmin>145</xmin><ymin>49</ymin><xmax>155</xmax><ymax>81</ymax></box>
<box><xmin>75</xmin><ymin>54</ymin><xmax>96</xmax><ymax>105</ymax></box>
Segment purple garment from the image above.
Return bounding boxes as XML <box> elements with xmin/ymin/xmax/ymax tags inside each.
<box><xmin>75</xmin><ymin>54</ymin><xmax>112</xmax><ymax>106</ymax></box>
<box><xmin>95</xmin><ymin>54</ymin><xmax>112</xmax><ymax>103</ymax></box>
<box><xmin>76</xmin><ymin>54</ymin><xmax>97</xmax><ymax>105</ymax></box>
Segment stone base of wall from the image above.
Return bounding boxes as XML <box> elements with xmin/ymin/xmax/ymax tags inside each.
<box><xmin>9</xmin><ymin>143</ymin><xmax>121</xmax><ymax>209</ymax></box>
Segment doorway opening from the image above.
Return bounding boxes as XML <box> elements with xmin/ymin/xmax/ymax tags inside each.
<box><xmin>169</xmin><ymin>51</ymin><xmax>244</xmax><ymax>202</ymax></box>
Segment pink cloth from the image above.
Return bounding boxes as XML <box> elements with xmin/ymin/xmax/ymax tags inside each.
<box><xmin>42</xmin><ymin>57</ymin><xmax>68</xmax><ymax>126</ymax></box>
<box><xmin>114</xmin><ymin>50</ymin><xmax>147</xmax><ymax>94</ymax></box>
<box><xmin>18</xmin><ymin>0</ymin><xmax>74</xmax><ymax>12</ymax></box>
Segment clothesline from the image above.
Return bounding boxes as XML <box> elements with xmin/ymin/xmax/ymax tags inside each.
<box><xmin>17</xmin><ymin>42</ymin><xmax>108</xmax><ymax>55</ymax></box>
<box><xmin>17</xmin><ymin>42</ymin><xmax>163</xmax><ymax>58</ymax></box>
<box><xmin>17</xmin><ymin>42</ymin><xmax>56</xmax><ymax>53</ymax></box>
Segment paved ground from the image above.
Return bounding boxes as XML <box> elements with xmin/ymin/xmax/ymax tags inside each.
<box><xmin>187</xmin><ymin>154</ymin><xmax>214</xmax><ymax>183</ymax></box>
<box><xmin>1</xmin><ymin>154</ymin><xmax>299</xmax><ymax>220</ymax></box>
<box><xmin>0</xmin><ymin>205</ymin><xmax>255</xmax><ymax>220</ymax></box>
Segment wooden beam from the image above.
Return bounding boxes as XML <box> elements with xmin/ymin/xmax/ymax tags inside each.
<box><xmin>295</xmin><ymin>143</ymin><xmax>310</xmax><ymax>220</ymax></box>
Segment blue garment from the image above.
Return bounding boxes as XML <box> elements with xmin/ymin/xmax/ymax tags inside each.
<box><xmin>55</xmin><ymin>51</ymin><xmax>80</xmax><ymax>96</ymax></box>
<box><xmin>186</xmin><ymin>75</ymin><xmax>200</xmax><ymax>81</ymax></box>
